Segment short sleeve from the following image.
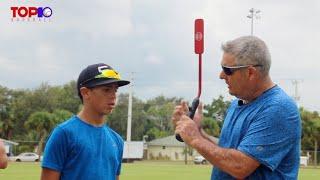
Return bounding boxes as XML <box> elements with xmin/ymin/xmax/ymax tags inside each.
<box><xmin>41</xmin><ymin>127</ymin><xmax>69</xmax><ymax>172</ymax></box>
<box><xmin>116</xmin><ymin>137</ymin><xmax>124</xmax><ymax>175</ymax></box>
<box><xmin>237</xmin><ymin>103</ymin><xmax>300</xmax><ymax>171</ymax></box>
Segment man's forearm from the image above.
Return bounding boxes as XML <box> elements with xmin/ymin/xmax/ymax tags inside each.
<box><xmin>190</xmin><ymin>137</ymin><xmax>259</xmax><ymax>179</ymax></box>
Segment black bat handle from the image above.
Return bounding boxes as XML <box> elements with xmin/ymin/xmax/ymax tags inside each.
<box><xmin>188</xmin><ymin>97</ymin><xmax>200</xmax><ymax>119</ymax></box>
<box><xmin>176</xmin><ymin>97</ymin><xmax>200</xmax><ymax>142</ymax></box>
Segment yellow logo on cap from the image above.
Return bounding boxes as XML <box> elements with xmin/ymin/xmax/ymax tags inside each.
<box><xmin>95</xmin><ymin>69</ymin><xmax>121</xmax><ymax>80</ymax></box>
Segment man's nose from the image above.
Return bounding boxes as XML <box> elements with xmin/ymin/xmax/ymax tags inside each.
<box><xmin>219</xmin><ymin>70</ymin><xmax>226</xmax><ymax>79</ymax></box>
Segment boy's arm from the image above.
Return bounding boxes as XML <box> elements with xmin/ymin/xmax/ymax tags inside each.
<box><xmin>41</xmin><ymin>168</ymin><xmax>60</xmax><ymax>180</ymax></box>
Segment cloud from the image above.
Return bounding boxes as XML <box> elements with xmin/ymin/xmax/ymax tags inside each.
<box><xmin>0</xmin><ymin>0</ymin><xmax>319</xmax><ymax>111</ymax></box>
<box><xmin>0</xmin><ymin>56</ymin><xmax>19</xmax><ymax>72</ymax></box>
<box><xmin>144</xmin><ymin>54</ymin><xmax>163</xmax><ymax>65</ymax></box>
<box><xmin>52</xmin><ymin>0</ymin><xmax>134</xmax><ymax>39</ymax></box>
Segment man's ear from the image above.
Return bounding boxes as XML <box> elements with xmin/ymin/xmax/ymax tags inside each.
<box><xmin>247</xmin><ymin>66</ymin><xmax>259</xmax><ymax>81</ymax></box>
<box><xmin>80</xmin><ymin>87</ymin><xmax>91</xmax><ymax>100</ymax></box>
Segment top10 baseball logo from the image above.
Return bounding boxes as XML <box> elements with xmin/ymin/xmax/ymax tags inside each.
<box><xmin>10</xmin><ymin>5</ymin><xmax>53</xmax><ymax>22</ymax></box>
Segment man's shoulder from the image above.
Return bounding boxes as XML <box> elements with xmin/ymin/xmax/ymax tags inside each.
<box><xmin>260</xmin><ymin>86</ymin><xmax>296</xmax><ymax>109</ymax></box>
<box><xmin>255</xmin><ymin>86</ymin><xmax>300</xmax><ymax>126</ymax></box>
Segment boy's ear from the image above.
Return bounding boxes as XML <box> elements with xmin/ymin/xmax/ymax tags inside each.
<box><xmin>80</xmin><ymin>87</ymin><xmax>91</xmax><ymax>100</ymax></box>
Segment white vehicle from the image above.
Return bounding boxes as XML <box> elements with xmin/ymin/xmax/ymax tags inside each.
<box><xmin>194</xmin><ymin>155</ymin><xmax>207</xmax><ymax>164</ymax></box>
<box><xmin>12</xmin><ymin>152</ymin><xmax>42</xmax><ymax>162</ymax></box>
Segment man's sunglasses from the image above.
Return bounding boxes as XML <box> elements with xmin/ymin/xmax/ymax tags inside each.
<box><xmin>221</xmin><ymin>64</ymin><xmax>262</xmax><ymax>76</ymax></box>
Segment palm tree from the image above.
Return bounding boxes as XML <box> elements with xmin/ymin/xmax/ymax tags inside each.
<box><xmin>24</xmin><ymin>111</ymin><xmax>55</xmax><ymax>157</ymax></box>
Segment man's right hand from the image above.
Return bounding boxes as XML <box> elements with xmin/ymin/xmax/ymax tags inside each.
<box><xmin>172</xmin><ymin>101</ymin><xmax>203</xmax><ymax>129</ymax></box>
<box><xmin>172</xmin><ymin>101</ymin><xmax>189</xmax><ymax>127</ymax></box>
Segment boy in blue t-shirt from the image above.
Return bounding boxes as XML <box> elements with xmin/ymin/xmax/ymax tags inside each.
<box><xmin>41</xmin><ymin>63</ymin><xmax>130</xmax><ymax>180</ymax></box>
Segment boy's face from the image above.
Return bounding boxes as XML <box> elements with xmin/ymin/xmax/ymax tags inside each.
<box><xmin>83</xmin><ymin>83</ymin><xmax>118</xmax><ymax>115</ymax></box>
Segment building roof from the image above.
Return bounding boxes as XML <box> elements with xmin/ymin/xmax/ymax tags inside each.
<box><xmin>0</xmin><ymin>138</ymin><xmax>19</xmax><ymax>145</ymax></box>
<box><xmin>147</xmin><ymin>135</ymin><xmax>186</xmax><ymax>147</ymax></box>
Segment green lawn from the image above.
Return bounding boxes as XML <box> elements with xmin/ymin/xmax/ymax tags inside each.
<box><xmin>122</xmin><ymin>161</ymin><xmax>211</xmax><ymax>180</ymax></box>
<box><xmin>0</xmin><ymin>162</ymin><xmax>40</xmax><ymax>180</ymax></box>
<box><xmin>0</xmin><ymin>161</ymin><xmax>319</xmax><ymax>180</ymax></box>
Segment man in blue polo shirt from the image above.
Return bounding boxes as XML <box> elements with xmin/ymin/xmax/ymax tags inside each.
<box><xmin>172</xmin><ymin>36</ymin><xmax>301</xmax><ymax>179</ymax></box>
<box><xmin>41</xmin><ymin>63</ymin><xmax>130</xmax><ymax>180</ymax></box>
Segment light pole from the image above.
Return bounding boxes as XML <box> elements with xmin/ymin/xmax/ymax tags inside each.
<box><xmin>126</xmin><ymin>72</ymin><xmax>134</xmax><ymax>142</ymax></box>
<box><xmin>247</xmin><ymin>8</ymin><xmax>261</xmax><ymax>35</ymax></box>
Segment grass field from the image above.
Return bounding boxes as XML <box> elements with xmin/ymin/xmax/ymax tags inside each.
<box><xmin>0</xmin><ymin>161</ymin><xmax>319</xmax><ymax>180</ymax></box>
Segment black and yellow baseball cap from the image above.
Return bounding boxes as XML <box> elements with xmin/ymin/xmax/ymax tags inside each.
<box><xmin>77</xmin><ymin>63</ymin><xmax>130</xmax><ymax>92</ymax></box>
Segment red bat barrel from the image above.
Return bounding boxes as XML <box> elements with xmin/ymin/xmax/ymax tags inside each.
<box><xmin>194</xmin><ymin>19</ymin><xmax>204</xmax><ymax>54</ymax></box>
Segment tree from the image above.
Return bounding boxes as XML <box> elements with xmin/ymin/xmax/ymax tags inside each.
<box><xmin>51</xmin><ymin>81</ymin><xmax>81</xmax><ymax>114</ymax></box>
<box><xmin>107</xmin><ymin>93</ymin><xmax>148</xmax><ymax>141</ymax></box>
<box><xmin>10</xmin><ymin>84</ymin><xmax>56</xmax><ymax>138</ymax></box>
<box><xmin>9</xmin><ymin>89</ymin><xmax>34</xmax><ymax>138</ymax></box>
<box><xmin>145</xmin><ymin>96</ymin><xmax>181</xmax><ymax>141</ymax></box>
<box><xmin>145</xmin><ymin>127</ymin><xmax>170</xmax><ymax>140</ymax></box>
<box><xmin>300</xmin><ymin>107</ymin><xmax>320</xmax><ymax>165</ymax></box>
<box><xmin>24</xmin><ymin>111</ymin><xmax>55</xmax><ymax>156</ymax></box>
<box><xmin>202</xmin><ymin>95</ymin><xmax>231</xmax><ymax>137</ymax></box>
<box><xmin>204</xmin><ymin>95</ymin><xmax>230</xmax><ymax>121</ymax></box>
<box><xmin>52</xmin><ymin>109</ymin><xmax>73</xmax><ymax>125</ymax></box>
<box><xmin>0</xmin><ymin>86</ymin><xmax>14</xmax><ymax>139</ymax></box>
<box><xmin>201</xmin><ymin>116</ymin><xmax>221</xmax><ymax>137</ymax></box>
<box><xmin>146</xmin><ymin>100</ymin><xmax>175</xmax><ymax>132</ymax></box>
<box><xmin>8</xmin><ymin>82</ymin><xmax>80</xmax><ymax>139</ymax></box>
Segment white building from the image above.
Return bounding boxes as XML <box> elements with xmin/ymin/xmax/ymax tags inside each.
<box><xmin>0</xmin><ymin>138</ymin><xmax>18</xmax><ymax>156</ymax></box>
<box><xmin>146</xmin><ymin>135</ymin><xmax>194</xmax><ymax>161</ymax></box>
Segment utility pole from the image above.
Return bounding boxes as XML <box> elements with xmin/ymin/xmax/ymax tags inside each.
<box><xmin>288</xmin><ymin>79</ymin><xmax>304</xmax><ymax>165</ymax></box>
<box><xmin>126</xmin><ymin>72</ymin><xmax>134</xmax><ymax>142</ymax></box>
<box><xmin>279</xmin><ymin>78</ymin><xmax>302</xmax><ymax>106</ymax></box>
<box><xmin>291</xmin><ymin>79</ymin><xmax>301</xmax><ymax>104</ymax></box>
<box><xmin>247</xmin><ymin>8</ymin><xmax>261</xmax><ymax>35</ymax></box>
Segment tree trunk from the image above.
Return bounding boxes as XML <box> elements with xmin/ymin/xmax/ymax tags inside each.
<box><xmin>37</xmin><ymin>133</ymin><xmax>46</xmax><ymax>158</ymax></box>
<box><xmin>315</xmin><ymin>139</ymin><xmax>318</xmax><ymax>166</ymax></box>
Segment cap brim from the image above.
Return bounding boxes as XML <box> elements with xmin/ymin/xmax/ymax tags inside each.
<box><xmin>85</xmin><ymin>78</ymin><xmax>130</xmax><ymax>88</ymax></box>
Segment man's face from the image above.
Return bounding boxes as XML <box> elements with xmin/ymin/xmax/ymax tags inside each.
<box><xmin>86</xmin><ymin>83</ymin><xmax>118</xmax><ymax>115</ymax></box>
<box><xmin>219</xmin><ymin>53</ymin><xmax>249</xmax><ymax>99</ymax></box>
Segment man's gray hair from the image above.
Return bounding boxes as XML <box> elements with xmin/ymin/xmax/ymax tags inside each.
<box><xmin>221</xmin><ymin>36</ymin><xmax>271</xmax><ymax>76</ymax></box>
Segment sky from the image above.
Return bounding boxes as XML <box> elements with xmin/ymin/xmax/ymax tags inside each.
<box><xmin>0</xmin><ymin>0</ymin><xmax>319</xmax><ymax>112</ymax></box>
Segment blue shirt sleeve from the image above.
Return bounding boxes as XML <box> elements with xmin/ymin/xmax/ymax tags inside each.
<box><xmin>42</xmin><ymin>127</ymin><xmax>69</xmax><ymax>172</ymax></box>
<box><xmin>116</xmin><ymin>140</ymin><xmax>124</xmax><ymax>175</ymax></box>
<box><xmin>237</xmin><ymin>102</ymin><xmax>300</xmax><ymax>171</ymax></box>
